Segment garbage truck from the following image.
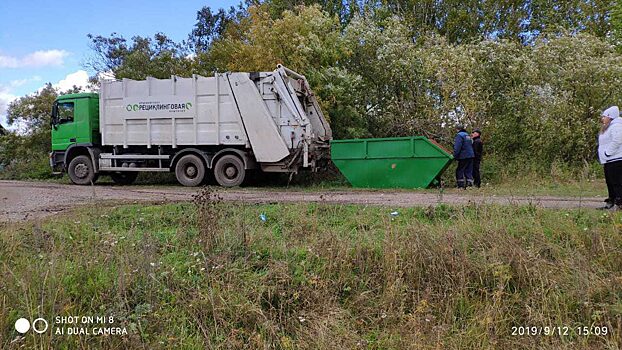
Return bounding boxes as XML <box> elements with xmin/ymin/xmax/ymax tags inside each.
<box><xmin>49</xmin><ymin>65</ymin><xmax>332</xmax><ymax>187</ymax></box>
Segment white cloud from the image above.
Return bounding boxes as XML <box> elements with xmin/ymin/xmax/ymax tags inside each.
<box><xmin>0</xmin><ymin>70</ymin><xmax>89</xmax><ymax>128</ymax></box>
<box><xmin>53</xmin><ymin>70</ymin><xmax>90</xmax><ymax>91</ymax></box>
<box><xmin>0</xmin><ymin>49</ymin><xmax>69</xmax><ymax>68</ymax></box>
<box><xmin>97</xmin><ymin>70</ymin><xmax>115</xmax><ymax>81</ymax></box>
<box><xmin>0</xmin><ymin>86</ymin><xmax>17</xmax><ymax>127</ymax></box>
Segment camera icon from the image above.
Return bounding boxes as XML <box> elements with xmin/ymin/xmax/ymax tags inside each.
<box><xmin>15</xmin><ymin>317</ymin><xmax>48</xmax><ymax>334</ymax></box>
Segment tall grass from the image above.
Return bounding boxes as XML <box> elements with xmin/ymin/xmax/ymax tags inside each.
<box><xmin>1</xmin><ymin>196</ymin><xmax>621</xmax><ymax>349</ymax></box>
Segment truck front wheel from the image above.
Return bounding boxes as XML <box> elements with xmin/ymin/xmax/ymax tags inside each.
<box><xmin>68</xmin><ymin>155</ymin><xmax>97</xmax><ymax>185</ymax></box>
<box><xmin>214</xmin><ymin>154</ymin><xmax>245</xmax><ymax>187</ymax></box>
<box><xmin>175</xmin><ymin>154</ymin><xmax>206</xmax><ymax>187</ymax></box>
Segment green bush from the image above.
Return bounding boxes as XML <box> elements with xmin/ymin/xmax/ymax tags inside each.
<box><xmin>0</xmin><ymin>131</ymin><xmax>55</xmax><ymax>180</ymax></box>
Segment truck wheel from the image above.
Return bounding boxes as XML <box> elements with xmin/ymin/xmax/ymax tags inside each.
<box><xmin>110</xmin><ymin>172</ymin><xmax>138</xmax><ymax>185</ymax></box>
<box><xmin>68</xmin><ymin>155</ymin><xmax>97</xmax><ymax>185</ymax></box>
<box><xmin>175</xmin><ymin>154</ymin><xmax>205</xmax><ymax>187</ymax></box>
<box><xmin>214</xmin><ymin>154</ymin><xmax>245</xmax><ymax>187</ymax></box>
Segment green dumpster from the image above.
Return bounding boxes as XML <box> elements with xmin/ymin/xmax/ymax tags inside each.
<box><xmin>331</xmin><ymin>136</ymin><xmax>453</xmax><ymax>189</ymax></box>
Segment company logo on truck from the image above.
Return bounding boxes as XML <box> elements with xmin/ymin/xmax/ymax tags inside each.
<box><xmin>126</xmin><ymin>101</ymin><xmax>192</xmax><ymax>113</ymax></box>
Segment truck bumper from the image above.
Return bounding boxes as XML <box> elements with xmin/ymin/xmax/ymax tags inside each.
<box><xmin>49</xmin><ymin>151</ymin><xmax>65</xmax><ymax>173</ymax></box>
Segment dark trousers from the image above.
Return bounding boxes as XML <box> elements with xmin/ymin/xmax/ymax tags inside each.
<box><xmin>473</xmin><ymin>159</ymin><xmax>481</xmax><ymax>188</ymax></box>
<box><xmin>604</xmin><ymin>160</ymin><xmax>622</xmax><ymax>205</ymax></box>
<box><xmin>456</xmin><ymin>158</ymin><xmax>474</xmax><ymax>188</ymax></box>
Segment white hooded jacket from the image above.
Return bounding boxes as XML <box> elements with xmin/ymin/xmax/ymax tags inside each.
<box><xmin>598</xmin><ymin>106</ymin><xmax>622</xmax><ymax>164</ymax></box>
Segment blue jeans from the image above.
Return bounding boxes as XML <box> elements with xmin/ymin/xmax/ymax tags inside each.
<box><xmin>456</xmin><ymin>158</ymin><xmax>474</xmax><ymax>188</ymax></box>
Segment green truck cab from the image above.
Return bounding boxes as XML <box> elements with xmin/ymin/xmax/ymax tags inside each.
<box><xmin>51</xmin><ymin>93</ymin><xmax>99</xmax><ymax>151</ymax></box>
<box><xmin>50</xmin><ymin>93</ymin><xmax>106</xmax><ymax>184</ymax></box>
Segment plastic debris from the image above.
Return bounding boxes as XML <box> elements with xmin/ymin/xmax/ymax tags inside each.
<box><xmin>259</xmin><ymin>213</ymin><xmax>267</xmax><ymax>222</ymax></box>
<box><xmin>390</xmin><ymin>211</ymin><xmax>399</xmax><ymax>217</ymax></box>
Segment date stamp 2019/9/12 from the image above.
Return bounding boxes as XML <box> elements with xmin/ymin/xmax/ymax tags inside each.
<box><xmin>511</xmin><ymin>326</ymin><xmax>609</xmax><ymax>337</ymax></box>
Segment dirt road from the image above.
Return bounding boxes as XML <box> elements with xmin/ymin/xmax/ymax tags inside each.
<box><xmin>0</xmin><ymin>180</ymin><xmax>606</xmax><ymax>222</ymax></box>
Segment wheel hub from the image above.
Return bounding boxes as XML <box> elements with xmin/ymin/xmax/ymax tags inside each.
<box><xmin>225</xmin><ymin>165</ymin><xmax>237</xmax><ymax>179</ymax></box>
<box><xmin>185</xmin><ymin>165</ymin><xmax>197</xmax><ymax>178</ymax></box>
<box><xmin>75</xmin><ymin>163</ymin><xmax>88</xmax><ymax>178</ymax></box>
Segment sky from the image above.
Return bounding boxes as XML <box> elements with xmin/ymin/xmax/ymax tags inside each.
<box><xmin>0</xmin><ymin>0</ymin><xmax>240</xmax><ymax>128</ymax></box>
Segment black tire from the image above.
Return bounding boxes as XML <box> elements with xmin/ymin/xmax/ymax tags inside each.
<box><xmin>175</xmin><ymin>154</ymin><xmax>206</xmax><ymax>187</ymax></box>
<box><xmin>110</xmin><ymin>172</ymin><xmax>138</xmax><ymax>185</ymax></box>
<box><xmin>68</xmin><ymin>155</ymin><xmax>97</xmax><ymax>185</ymax></box>
<box><xmin>213</xmin><ymin>154</ymin><xmax>245</xmax><ymax>187</ymax></box>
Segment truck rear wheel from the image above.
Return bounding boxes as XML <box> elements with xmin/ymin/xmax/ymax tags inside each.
<box><xmin>110</xmin><ymin>172</ymin><xmax>138</xmax><ymax>185</ymax></box>
<box><xmin>68</xmin><ymin>155</ymin><xmax>97</xmax><ymax>185</ymax></box>
<box><xmin>175</xmin><ymin>154</ymin><xmax>205</xmax><ymax>187</ymax></box>
<box><xmin>214</xmin><ymin>154</ymin><xmax>245</xmax><ymax>187</ymax></box>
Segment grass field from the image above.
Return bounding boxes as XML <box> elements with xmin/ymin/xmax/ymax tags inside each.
<box><xmin>1</xmin><ymin>188</ymin><xmax>622</xmax><ymax>349</ymax></box>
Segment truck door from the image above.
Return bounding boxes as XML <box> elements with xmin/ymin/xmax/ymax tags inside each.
<box><xmin>51</xmin><ymin>101</ymin><xmax>77</xmax><ymax>151</ymax></box>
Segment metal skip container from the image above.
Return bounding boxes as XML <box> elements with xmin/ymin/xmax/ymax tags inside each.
<box><xmin>330</xmin><ymin>136</ymin><xmax>453</xmax><ymax>189</ymax></box>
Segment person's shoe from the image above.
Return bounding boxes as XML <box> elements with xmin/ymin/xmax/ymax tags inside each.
<box><xmin>598</xmin><ymin>202</ymin><xmax>615</xmax><ymax>210</ymax></box>
<box><xmin>598</xmin><ymin>198</ymin><xmax>614</xmax><ymax>210</ymax></box>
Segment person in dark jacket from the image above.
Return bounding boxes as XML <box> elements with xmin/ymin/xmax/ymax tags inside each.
<box><xmin>453</xmin><ymin>125</ymin><xmax>475</xmax><ymax>189</ymax></box>
<box><xmin>471</xmin><ymin>129</ymin><xmax>483</xmax><ymax>188</ymax></box>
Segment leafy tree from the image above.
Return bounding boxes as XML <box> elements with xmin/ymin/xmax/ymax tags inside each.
<box><xmin>342</xmin><ymin>15</ymin><xmax>425</xmax><ymax>137</ymax></box>
<box><xmin>527</xmin><ymin>0</ymin><xmax>615</xmax><ymax>39</ymax></box>
<box><xmin>524</xmin><ymin>33</ymin><xmax>622</xmax><ymax>163</ymax></box>
<box><xmin>87</xmin><ymin>33</ymin><xmax>194</xmax><ymax>80</ymax></box>
<box><xmin>209</xmin><ymin>4</ymin><xmax>346</xmax><ymax>72</ymax></box>
<box><xmin>1</xmin><ymin>84</ymin><xmax>81</xmax><ymax>179</ymax></box>
<box><xmin>264</xmin><ymin>0</ymin><xmax>362</xmax><ymax>24</ymax></box>
<box><xmin>189</xmin><ymin>5</ymin><xmax>247</xmax><ymax>52</ymax></box>
<box><xmin>356</xmin><ymin>0</ymin><xmax>613</xmax><ymax>43</ymax></box>
<box><xmin>611</xmin><ymin>0</ymin><xmax>622</xmax><ymax>50</ymax></box>
<box><xmin>6</xmin><ymin>83</ymin><xmax>58</xmax><ymax>132</ymax></box>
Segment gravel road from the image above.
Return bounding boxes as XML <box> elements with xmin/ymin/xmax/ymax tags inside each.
<box><xmin>0</xmin><ymin>180</ymin><xmax>606</xmax><ymax>222</ymax></box>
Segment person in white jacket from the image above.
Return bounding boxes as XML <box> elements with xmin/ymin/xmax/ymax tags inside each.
<box><xmin>598</xmin><ymin>106</ymin><xmax>622</xmax><ymax>209</ymax></box>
